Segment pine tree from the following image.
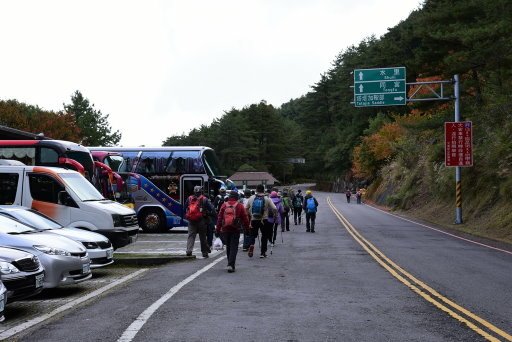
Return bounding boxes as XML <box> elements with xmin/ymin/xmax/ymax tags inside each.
<box><xmin>64</xmin><ymin>91</ymin><xmax>121</xmax><ymax>146</ymax></box>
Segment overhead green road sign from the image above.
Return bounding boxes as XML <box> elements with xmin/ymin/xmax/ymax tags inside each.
<box><xmin>354</xmin><ymin>67</ymin><xmax>406</xmax><ymax>107</ymax></box>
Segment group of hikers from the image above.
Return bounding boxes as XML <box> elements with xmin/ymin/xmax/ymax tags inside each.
<box><xmin>184</xmin><ymin>184</ymin><xmax>319</xmax><ymax>273</ymax></box>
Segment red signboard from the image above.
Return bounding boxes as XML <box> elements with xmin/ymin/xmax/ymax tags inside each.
<box><xmin>445</xmin><ymin>121</ymin><xmax>473</xmax><ymax>167</ymax></box>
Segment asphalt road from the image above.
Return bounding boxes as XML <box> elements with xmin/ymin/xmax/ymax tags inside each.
<box><xmin>6</xmin><ymin>191</ymin><xmax>512</xmax><ymax>341</ymax></box>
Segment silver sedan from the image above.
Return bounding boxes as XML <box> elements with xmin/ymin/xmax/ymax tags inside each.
<box><xmin>0</xmin><ymin>214</ymin><xmax>91</xmax><ymax>288</ymax></box>
<box><xmin>0</xmin><ymin>206</ymin><xmax>114</xmax><ymax>268</ymax></box>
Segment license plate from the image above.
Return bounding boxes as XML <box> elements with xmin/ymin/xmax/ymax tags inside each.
<box><xmin>106</xmin><ymin>248</ymin><xmax>114</xmax><ymax>259</ymax></box>
<box><xmin>83</xmin><ymin>263</ymin><xmax>90</xmax><ymax>274</ymax></box>
<box><xmin>35</xmin><ymin>274</ymin><xmax>44</xmax><ymax>288</ymax></box>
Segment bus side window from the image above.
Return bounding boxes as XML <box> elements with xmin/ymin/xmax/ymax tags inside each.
<box><xmin>0</xmin><ymin>147</ymin><xmax>36</xmax><ymax>165</ymax></box>
<box><xmin>40</xmin><ymin>147</ymin><xmax>59</xmax><ymax>164</ymax></box>
<box><xmin>28</xmin><ymin>174</ymin><xmax>65</xmax><ymax>204</ymax></box>
<box><xmin>0</xmin><ymin>173</ymin><xmax>19</xmax><ymax>205</ymax></box>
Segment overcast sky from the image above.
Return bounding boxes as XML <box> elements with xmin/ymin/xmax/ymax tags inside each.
<box><xmin>0</xmin><ymin>0</ymin><xmax>422</xmax><ymax>146</ymax></box>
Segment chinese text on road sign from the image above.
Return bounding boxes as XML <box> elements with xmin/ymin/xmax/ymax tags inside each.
<box><xmin>354</xmin><ymin>67</ymin><xmax>406</xmax><ymax>107</ymax></box>
<box><xmin>445</xmin><ymin>122</ymin><xmax>473</xmax><ymax>167</ymax></box>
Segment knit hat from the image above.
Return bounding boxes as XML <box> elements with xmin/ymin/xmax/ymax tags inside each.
<box><xmin>270</xmin><ymin>191</ymin><xmax>278</xmax><ymax>198</ymax></box>
<box><xmin>306</xmin><ymin>190</ymin><xmax>312</xmax><ymax>195</ymax></box>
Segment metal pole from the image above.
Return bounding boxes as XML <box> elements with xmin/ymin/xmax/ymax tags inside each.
<box><xmin>454</xmin><ymin>74</ymin><xmax>463</xmax><ymax>224</ymax></box>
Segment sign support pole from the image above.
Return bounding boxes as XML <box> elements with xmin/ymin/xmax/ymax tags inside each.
<box><xmin>454</xmin><ymin>74</ymin><xmax>463</xmax><ymax>224</ymax></box>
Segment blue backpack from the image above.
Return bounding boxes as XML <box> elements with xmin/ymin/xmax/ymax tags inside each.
<box><xmin>251</xmin><ymin>195</ymin><xmax>265</xmax><ymax>220</ymax></box>
<box><xmin>306</xmin><ymin>197</ymin><xmax>317</xmax><ymax>213</ymax></box>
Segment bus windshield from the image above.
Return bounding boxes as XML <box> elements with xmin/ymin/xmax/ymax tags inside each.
<box><xmin>60</xmin><ymin>173</ymin><xmax>105</xmax><ymax>201</ymax></box>
<box><xmin>203</xmin><ymin>149</ymin><xmax>222</xmax><ymax>176</ymax></box>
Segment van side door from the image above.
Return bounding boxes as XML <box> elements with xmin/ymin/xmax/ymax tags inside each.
<box><xmin>24</xmin><ymin>172</ymin><xmax>72</xmax><ymax>224</ymax></box>
<box><xmin>0</xmin><ymin>168</ymin><xmax>24</xmax><ymax>205</ymax></box>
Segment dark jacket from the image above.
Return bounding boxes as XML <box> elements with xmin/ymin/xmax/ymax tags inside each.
<box><xmin>303</xmin><ymin>194</ymin><xmax>319</xmax><ymax>212</ymax></box>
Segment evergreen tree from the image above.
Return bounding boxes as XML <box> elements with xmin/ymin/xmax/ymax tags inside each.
<box><xmin>64</xmin><ymin>91</ymin><xmax>121</xmax><ymax>146</ymax></box>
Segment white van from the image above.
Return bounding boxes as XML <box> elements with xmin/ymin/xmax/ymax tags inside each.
<box><xmin>0</xmin><ymin>162</ymin><xmax>139</xmax><ymax>249</ymax></box>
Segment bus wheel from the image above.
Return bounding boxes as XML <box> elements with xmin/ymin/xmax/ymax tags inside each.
<box><xmin>140</xmin><ymin>209</ymin><xmax>165</xmax><ymax>233</ymax></box>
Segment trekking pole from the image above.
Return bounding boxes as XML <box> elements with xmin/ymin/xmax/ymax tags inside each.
<box><xmin>281</xmin><ymin>227</ymin><xmax>284</xmax><ymax>244</ymax></box>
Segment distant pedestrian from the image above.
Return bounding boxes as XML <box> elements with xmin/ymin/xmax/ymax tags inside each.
<box><xmin>303</xmin><ymin>190</ymin><xmax>319</xmax><ymax>233</ymax></box>
<box><xmin>241</xmin><ymin>189</ymin><xmax>252</xmax><ymax>251</ymax></box>
<box><xmin>185</xmin><ymin>186</ymin><xmax>214</xmax><ymax>258</ymax></box>
<box><xmin>214</xmin><ymin>187</ymin><xmax>228</xmax><ymax>213</ymax></box>
<box><xmin>268</xmin><ymin>191</ymin><xmax>284</xmax><ymax>245</ymax></box>
<box><xmin>356</xmin><ymin>189</ymin><xmax>362</xmax><ymax>204</ymax></box>
<box><xmin>216</xmin><ymin>190</ymin><xmax>250</xmax><ymax>273</ymax></box>
<box><xmin>281</xmin><ymin>191</ymin><xmax>292</xmax><ymax>231</ymax></box>
<box><xmin>245</xmin><ymin>184</ymin><xmax>278</xmax><ymax>258</ymax></box>
<box><xmin>345</xmin><ymin>188</ymin><xmax>351</xmax><ymax>203</ymax></box>
<box><xmin>293</xmin><ymin>189</ymin><xmax>304</xmax><ymax>225</ymax></box>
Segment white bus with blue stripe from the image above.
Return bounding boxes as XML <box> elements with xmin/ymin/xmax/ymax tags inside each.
<box><xmin>88</xmin><ymin>146</ymin><xmax>229</xmax><ymax>233</ymax></box>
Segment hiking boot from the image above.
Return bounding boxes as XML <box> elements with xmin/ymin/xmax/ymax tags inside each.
<box><xmin>259</xmin><ymin>254</ymin><xmax>267</xmax><ymax>258</ymax></box>
<box><xmin>311</xmin><ymin>230</ymin><xmax>315</xmax><ymax>233</ymax></box>
<box><xmin>186</xmin><ymin>251</ymin><xmax>192</xmax><ymax>256</ymax></box>
<box><xmin>227</xmin><ymin>265</ymin><xmax>235</xmax><ymax>273</ymax></box>
<box><xmin>242</xmin><ymin>248</ymin><xmax>248</xmax><ymax>252</ymax></box>
<box><xmin>202</xmin><ymin>253</ymin><xmax>209</xmax><ymax>258</ymax></box>
<box><xmin>248</xmin><ymin>245</ymin><xmax>254</xmax><ymax>257</ymax></box>
<box><xmin>306</xmin><ymin>229</ymin><xmax>310</xmax><ymax>232</ymax></box>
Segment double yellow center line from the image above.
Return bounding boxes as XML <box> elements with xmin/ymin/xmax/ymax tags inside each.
<box><xmin>327</xmin><ymin>197</ymin><xmax>511</xmax><ymax>342</ymax></box>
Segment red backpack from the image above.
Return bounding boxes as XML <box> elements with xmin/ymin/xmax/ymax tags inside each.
<box><xmin>222</xmin><ymin>202</ymin><xmax>239</xmax><ymax>229</ymax></box>
<box><xmin>186</xmin><ymin>195</ymin><xmax>204</xmax><ymax>222</ymax></box>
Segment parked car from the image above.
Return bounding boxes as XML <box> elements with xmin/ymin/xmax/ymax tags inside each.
<box><xmin>0</xmin><ymin>163</ymin><xmax>139</xmax><ymax>249</ymax></box>
<box><xmin>0</xmin><ymin>280</ymin><xmax>6</xmax><ymax>322</ymax></box>
<box><xmin>0</xmin><ymin>214</ymin><xmax>91</xmax><ymax>288</ymax></box>
<box><xmin>0</xmin><ymin>246</ymin><xmax>44</xmax><ymax>302</ymax></box>
<box><xmin>0</xmin><ymin>206</ymin><xmax>114</xmax><ymax>268</ymax></box>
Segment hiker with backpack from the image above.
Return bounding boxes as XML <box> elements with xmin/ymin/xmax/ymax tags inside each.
<box><xmin>216</xmin><ymin>190</ymin><xmax>250</xmax><ymax>273</ymax></box>
<box><xmin>245</xmin><ymin>184</ymin><xmax>278</xmax><ymax>258</ymax></box>
<box><xmin>293</xmin><ymin>189</ymin><xmax>304</xmax><ymax>225</ymax></box>
<box><xmin>345</xmin><ymin>188</ymin><xmax>352</xmax><ymax>203</ymax></box>
<box><xmin>214</xmin><ymin>187</ymin><xmax>228</xmax><ymax>213</ymax></box>
<box><xmin>303</xmin><ymin>190</ymin><xmax>319</xmax><ymax>233</ymax></box>
<box><xmin>268</xmin><ymin>191</ymin><xmax>284</xmax><ymax>246</ymax></box>
<box><xmin>185</xmin><ymin>185</ymin><xmax>215</xmax><ymax>258</ymax></box>
<box><xmin>281</xmin><ymin>191</ymin><xmax>292</xmax><ymax>231</ymax></box>
<box><xmin>241</xmin><ymin>189</ymin><xmax>252</xmax><ymax>252</ymax></box>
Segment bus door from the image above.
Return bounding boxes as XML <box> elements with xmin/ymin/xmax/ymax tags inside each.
<box><xmin>180</xmin><ymin>176</ymin><xmax>204</xmax><ymax>217</ymax></box>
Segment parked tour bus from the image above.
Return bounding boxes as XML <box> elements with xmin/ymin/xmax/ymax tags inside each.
<box><xmin>88</xmin><ymin>146</ymin><xmax>230</xmax><ymax>233</ymax></box>
<box><xmin>0</xmin><ymin>140</ymin><xmax>123</xmax><ymax>200</ymax></box>
<box><xmin>0</xmin><ymin>160</ymin><xmax>139</xmax><ymax>249</ymax></box>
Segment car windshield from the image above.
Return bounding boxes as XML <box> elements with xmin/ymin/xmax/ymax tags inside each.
<box><xmin>4</xmin><ymin>209</ymin><xmax>62</xmax><ymax>231</ymax></box>
<box><xmin>0</xmin><ymin>214</ymin><xmax>38</xmax><ymax>234</ymax></box>
<box><xmin>60</xmin><ymin>173</ymin><xmax>106</xmax><ymax>201</ymax></box>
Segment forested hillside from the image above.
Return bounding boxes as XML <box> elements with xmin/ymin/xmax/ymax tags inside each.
<box><xmin>163</xmin><ymin>0</ymin><xmax>512</xmax><ymax>243</ymax></box>
<box><xmin>1</xmin><ymin>0</ymin><xmax>510</xmax><ymax>243</ymax></box>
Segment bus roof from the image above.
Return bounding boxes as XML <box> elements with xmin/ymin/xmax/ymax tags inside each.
<box><xmin>0</xmin><ymin>139</ymin><xmax>89</xmax><ymax>152</ymax></box>
<box><xmin>87</xmin><ymin>146</ymin><xmax>214</xmax><ymax>152</ymax></box>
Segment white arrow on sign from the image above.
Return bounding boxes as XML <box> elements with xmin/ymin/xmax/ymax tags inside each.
<box><xmin>394</xmin><ymin>96</ymin><xmax>404</xmax><ymax>101</ymax></box>
<box><xmin>358</xmin><ymin>72</ymin><xmax>363</xmax><ymax>81</ymax></box>
<box><xmin>359</xmin><ymin>84</ymin><xmax>364</xmax><ymax>93</ymax></box>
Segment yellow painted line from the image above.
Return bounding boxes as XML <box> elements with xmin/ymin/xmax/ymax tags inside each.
<box><xmin>327</xmin><ymin>197</ymin><xmax>511</xmax><ymax>342</ymax></box>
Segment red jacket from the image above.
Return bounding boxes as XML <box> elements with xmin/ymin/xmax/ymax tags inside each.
<box><xmin>216</xmin><ymin>199</ymin><xmax>250</xmax><ymax>233</ymax></box>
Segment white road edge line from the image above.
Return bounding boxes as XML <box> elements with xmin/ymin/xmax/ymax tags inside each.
<box><xmin>0</xmin><ymin>269</ymin><xmax>148</xmax><ymax>340</ymax></box>
<box><xmin>366</xmin><ymin>204</ymin><xmax>512</xmax><ymax>255</ymax></box>
<box><xmin>117</xmin><ymin>255</ymin><xmax>227</xmax><ymax>342</ymax></box>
